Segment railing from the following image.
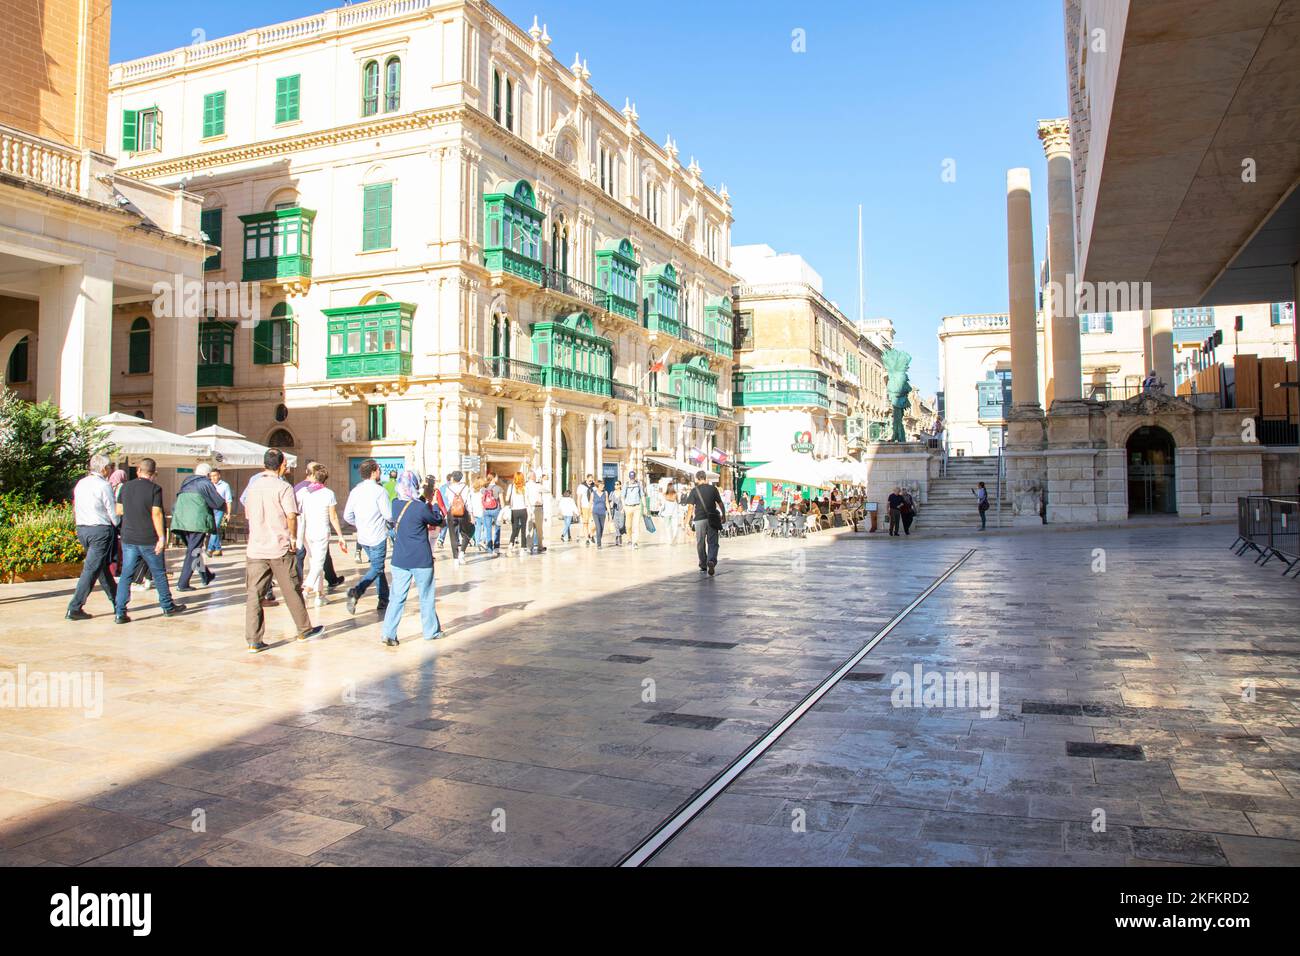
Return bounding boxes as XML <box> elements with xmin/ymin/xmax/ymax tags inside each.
<box><xmin>1233</xmin><ymin>496</ymin><xmax>1300</xmax><ymax>576</ymax></box>
<box><xmin>485</xmin><ymin>356</ymin><xmax>545</xmax><ymax>385</ymax></box>
<box><xmin>679</xmin><ymin>325</ymin><xmax>711</xmax><ymax>349</ymax></box>
<box><xmin>0</xmin><ymin>124</ymin><xmax>83</xmax><ymax>194</ymax></box>
<box><xmin>1256</xmin><ymin>417</ymin><xmax>1300</xmax><ymax>446</ymax></box>
<box><xmin>543</xmin><ymin>268</ymin><xmax>603</xmax><ymax>310</ymax></box>
<box><xmin>652</xmin><ymin>393</ymin><xmax>681</xmax><ymax>410</ymax></box>
<box><xmin>611</xmin><ymin>381</ymin><xmax>641</xmax><ymax>403</ymax></box>
<box><xmin>646</xmin><ymin>313</ymin><xmax>681</xmax><ymax>338</ymax></box>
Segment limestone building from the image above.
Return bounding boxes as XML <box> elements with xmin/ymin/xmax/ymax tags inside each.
<box><xmin>0</xmin><ymin>0</ymin><xmax>205</xmax><ymax>442</ymax></box>
<box><xmin>730</xmin><ymin>244</ymin><xmax>892</xmax><ymax>495</ymax></box>
<box><xmin>105</xmin><ymin>0</ymin><xmax>736</xmax><ymax>495</ymax></box>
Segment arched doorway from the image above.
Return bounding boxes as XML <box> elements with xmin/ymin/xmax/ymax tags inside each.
<box><xmin>1127</xmin><ymin>426</ymin><xmax>1176</xmax><ymax>515</ymax></box>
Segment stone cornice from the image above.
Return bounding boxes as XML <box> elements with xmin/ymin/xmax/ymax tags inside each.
<box><xmin>118</xmin><ymin>105</ymin><xmax>468</xmax><ymax>180</ymax></box>
<box><xmin>1037</xmin><ymin>118</ymin><xmax>1071</xmax><ymax>157</ymax></box>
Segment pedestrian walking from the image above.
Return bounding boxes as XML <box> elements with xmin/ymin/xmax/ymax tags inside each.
<box><xmin>591</xmin><ymin>481</ymin><xmax>608</xmax><ymax>548</ymax></box>
<box><xmin>66</xmin><ymin>453</ymin><xmax>118</xmax><ymax>621</ymax></box>
<box><xmin>441</xmin><ymin>470</ymin><xmax>474</xmax><ymax>564</ymax></box>
<box><xmin>559</xmin><ymin>489</ymin><xmax>579</xmax><ymax>541</ymax></box>
<box><xmin>381</xmin><ymin>471</ymin><xmax>445</xmax><ymax>646</ymax></box>
<box><xmin>479</xmin><ymin>470</ymin><xmax>502</xmax><ymax>558</ymax></box>
<box><xmin>243</xmin><ymin>449</ymin><xmax>321</xmax><ymax>652</ymax></box>
<box><xmin>113</xmin><ymin>458</ymin><xmax>186</xmax><ymax>623</ymax></box>
<box><xmin>577</xmin><ymin>474</ymin><xmax>595</xmax><ymax>545</ymax></box>
<box><xmin>610</xmin><ymin>481</ymin><xmax>626</xmax><ymax>546</ymax></box>
<box><xmin>900</xmin><ymin>489</ymin><xmax>917</xmax><ymax>536</ymax></box>
<box><xmin>887</xmin><ymin>487</ymin><xmax>903</xmax><ymax>537</ymax></box>
<box><xmin>622</xmin><ymin>470</ymin><xmax>645</xmax><ymax>548</ymax></box>
<box><xmin>343</xmin><ymin>458</ymin><xmax>392</xmax><ymax>615</ymax></box>
<box><xmin>685</xmin><ymin>470</ymin><xmax>725</xmax><ymax>576</ymax></box>
<box><xmin>975</xmin><ymin>481</ymin><xmax>989</xmax><ymax>531</ymax></box>
<box><xmin>506</xmin><ymin>472</ymin><xmax>529</xmax><ymax>554</ymax></box>
<box><xmin>208</xmin><ymin>467</ymin><xmax>232</xmax><ymax>557</ymax></box>
<box><xmin>174</xmin><ymin>463</ymin><xmax>227</xmax><ymax>591</ymax></box>
<box><xmin>293</xmin><ymin>462</ymin><xmax>346</xmax><ymax>591</ymax></box>
<box><xmin>661</xmin><ymin>481</ymin><xmax>682</xmax><ymax>545</ymax></box>
<box><xmin>525</xmin><ymin>470</ymin><xmax>547</xmax><ymax>554</ymax></box>
<box><xmin>297</xmin><ymin>464</ymin><xmax>347</xmax><ymax>606</ymax></box>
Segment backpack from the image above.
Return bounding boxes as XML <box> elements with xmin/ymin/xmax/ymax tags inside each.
<box><xmin>481</xmin><ymin>485</ymin><xmax>499</xmax><ymax>510</ymax></box>
<box><xmin>172</xmin><ymin>490</ymin><xmax>214</xmax><ymax>533</ymax></box>
<box><xmin>449</xmin><ymin>488</ymin><xmax>466</xmax><ymax>517</ymax></box>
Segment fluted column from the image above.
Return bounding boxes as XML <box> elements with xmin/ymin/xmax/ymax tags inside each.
<box><xmin>1038</xmin><ymin>118</ymin><xmax>1082</xmax><ymax>403</ymax></box>
<box><xmin>539</xmin><ymin>405</ymin><xmax>553</xmax><ymax>481</ymax></box>
<box><xmin>1007</xmin><ymin>168</ymin><xmax>1041</xmax><ymax>411</ymax></box>
<box><xmin>585</xmin><ymin>412</ymin><xmax>595</xmax><ymax>480</ymax></box>
<box><xmin>594</xmin><ymin>414</ymin><xmax>605</xmax><ymax>478</ymax></box>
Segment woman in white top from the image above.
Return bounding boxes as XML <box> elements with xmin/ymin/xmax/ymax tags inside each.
<box><xmin>468</xmin><ymin>476</ymin><xmax>486</xmax><ymax>550</ymax></box>
<box><xmin>660</xmin><ymin>482</ymin><xmax>682</xmax><ymax>545</ymax></box>
<box><xmin>296</xmin><ymin>464</ymin><xmax>346</xmax><ymax>606</ymax></box>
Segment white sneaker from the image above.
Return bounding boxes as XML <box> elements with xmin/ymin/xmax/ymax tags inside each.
<box><xmin>130</xmin><ymin>582</ymin><xmax>148</xmax><ymax>593</ymax></box>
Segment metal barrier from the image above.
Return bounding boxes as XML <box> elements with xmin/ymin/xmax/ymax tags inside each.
<box><xmin>1233</xmin><ymin>496</ymin><xmax>1300</xmax><ymax>576</ymax></box>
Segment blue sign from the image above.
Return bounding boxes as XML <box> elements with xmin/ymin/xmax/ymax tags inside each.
<box><xmin>349</xmin><ymin>456</ymin><xmax>409</xmax><ymax>491</ymax></box>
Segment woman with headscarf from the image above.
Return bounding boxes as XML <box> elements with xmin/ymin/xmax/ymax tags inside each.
<box><xmin>297</xmin><ymin>463</ymin><xmax>346</xmax><ymax>606</ymax></box>
<box><xmin>107</xmin><ymin>468</ymin><xmax>127</xmax><ymax>579</ymax></box>
<box><xmin>382</xmin><ymin>469</ymin><xmax>445</xmax><ymax>646</ymax></box>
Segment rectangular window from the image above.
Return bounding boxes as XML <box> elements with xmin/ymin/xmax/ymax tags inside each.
<box><xmin>275</xmin><ymin>75</ymin><xmax>300</xmax><ymax>124</ymax></box>
<box><xmin>362</xmin><ymin>183</ymin><xmax>393</xmax><ymax>251</ymax></box>
<box><xmin>495</xmin><ymin>407</ymin><xmax>506</xmax><ymax>440</ymax></box>
<box><xmin>196</xmin><ymin>405</ymin><xmax>218</xmax><ymax>429</ymax></box>
<box><xmin>505</xmin><ymin>78</ymin><xmax>514</xmax><ymax>131</ymax></box>
<box><xmin>134</xmin><ymin>107</ymin><xmax>160</xmax><ymax>151</ymax></box>
<box><xmin>368</xmin><ymin>404</ymin><xmax>387</xmax><ymax>441</ymax></box>
<box><xmin>200</xmin><ymin>208</ymin><xmax>222</xmax><ymax>271</ymax></box>
<box><xmin>202</xmin><ymin>91</ymin><xmax>225</xmax><ymax>138</ymax></box>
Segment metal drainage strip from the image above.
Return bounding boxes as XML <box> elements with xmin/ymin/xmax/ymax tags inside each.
<box><xmin>617</xmin><ymin>547</ymin><xmax>977</xmax><ymax>867</ymax></box>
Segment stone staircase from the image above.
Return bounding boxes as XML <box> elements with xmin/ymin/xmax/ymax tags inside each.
<box><xmin>915</xmin><ymin>455</ymin><xmax>1008</xmax><ymax>532</ymax></box>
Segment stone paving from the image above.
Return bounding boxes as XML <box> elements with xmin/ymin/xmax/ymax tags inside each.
<box><xmin>0</xmin><ymin>519</ymin><xmax>1297</xmax><ymax>866</ymax></box>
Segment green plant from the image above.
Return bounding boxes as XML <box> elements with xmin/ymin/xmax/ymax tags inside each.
<box><xmin>0</xmin><ymin>502</ymin><xmax>83</xmax><ymax>579</ymax></box>
<box><xmin>0</xmin><ymin>389</ymin><xmax>113</xmax><ymax>504</ymax></box>
<box><xmin>0</xmin><ymin>489</ymin><xmax>40</xmax><ymax>527</ymax></box>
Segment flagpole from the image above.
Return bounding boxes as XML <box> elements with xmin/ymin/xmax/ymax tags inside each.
<box><xmin>857</xmin><ymin>204</ymin><xmax>864</xmax><ymax>323</ymax></box>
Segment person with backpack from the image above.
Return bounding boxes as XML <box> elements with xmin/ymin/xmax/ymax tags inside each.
<box><xmin>442</xmin><ymin>470</ymin><xmax>474</xmax><ymax>564</ymax></box>
<box><xmin>479</xmin><ymin>471</ymin><xmax>502</xmax><ymax>558</ymax></box>
<box><xmin>900</xmin><ymin>489</ymin><xmax>917</xmax><ymax>536</ymax></box>
<box><xmin>173</xmin><ymin>463</ymin><xmax>228</xmax><ymax>591</ymax></box>
<box><xmin>975</xmin><ymin>481</ymin><xmax>990</xmax><ymax>531</ymax></box>
<box><xmin>381</xmin><ymin>470</ymin><xmax>445</xmax><ymax>646</ymax></box>
<box><xmin>622</xmin><ymin>470</ymin><xmax>645</xmax><ymax>548</ymax></box>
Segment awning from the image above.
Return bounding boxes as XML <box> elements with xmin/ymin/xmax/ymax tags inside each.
<box><xmin>644</xmin><ymin>455</ymin><xmax>720</xmax><ymax>480</ymax></box>
<box><xmin>97</xmin><ymin>413</ymin><xmax>209</xmax><ymax>467</ymax></box>
<box><xmin>186</xmin><ymin>425</ymin><xmax>299</xmax><ymax>469</ymax></box>
<box><xmin>745</xmin><ymin>452</ymin><xmax>834</xmax><ymax>490</ymax></box>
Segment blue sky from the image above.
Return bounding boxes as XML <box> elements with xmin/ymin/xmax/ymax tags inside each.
<box><xmin>111</xmin><ymin>0</ymin><xmax>1068</xmax><ymax>394</ymax></box>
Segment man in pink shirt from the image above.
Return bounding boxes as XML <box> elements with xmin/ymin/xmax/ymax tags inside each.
<box><xmin>244</xmin><ymin>449</ymin><xmax>323</xmax><ymax>653</ymax></box>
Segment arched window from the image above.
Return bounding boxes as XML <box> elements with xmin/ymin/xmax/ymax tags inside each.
<box><xmin>267</xmin><ymin>428</ymin><xmax>296</xmax><ymax>448</ymax></box>
<box><xmin>384</xmin><ymin>57</ymin><xmax>401</xmax><ymax>112</ymax></box>
<box><xmin>505</xmin><ymin>77</ymin><xmax>514</xmax><ymax>131</ymax></box>
<box><xmin>254</xmin><ymin>302</ymin><xmax>296</xmax><ymax>365</ymax></box>
<box><xmin>128</xmin><ymin>316</ymin><xmax>151</xmax><ymax>374</ymax></box>
<box><xmin>492</xmin><ymin>70</ymin><xmax>502</xmax><ymax>123</ymax></box>
<box><xmin>551</xmin><ymin>214</ymin><xmax>569</xmax><ymax>275</ymax></box>
<box><xmin>5</xmin><ymin>336</ymin><xmax>29</xmax><ymax>384</ymax></box>
<box><xmin>362</xmin><ymin>60</ymin><xmax>380</xmax><ymax>116</ymax></box>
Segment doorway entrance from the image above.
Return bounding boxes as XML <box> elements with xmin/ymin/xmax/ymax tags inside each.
<box><xmin>1126</xmin><ymin>426</ymin><xmax>1176</xmax><ymax>515</ymax></box>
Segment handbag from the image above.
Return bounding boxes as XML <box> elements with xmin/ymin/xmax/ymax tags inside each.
<box><xmin>643</xmin><ymin>513</ymin><xmax>656</xmax><ymax>534</ymax></box>
<box><xmin>387</xmin><ymin>500</ymin><xmax>413</xmax><ymax>542</ymax></box>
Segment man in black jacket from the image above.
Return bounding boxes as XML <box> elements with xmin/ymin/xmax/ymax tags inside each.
<box><xmin>685</xmin><ymin>471</ymin><xmax>725</xmax><ymax>576</ymax></box>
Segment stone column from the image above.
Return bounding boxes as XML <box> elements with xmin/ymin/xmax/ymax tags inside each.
<box><xmin>585</xmin><ymin>412</ymin><xmax>595</xmax><ymax>481</ymax></box>
<box><xmin>1038</xmin><ymin>118</ymin><xmax>1082</xmax><ymax>404</ymax></box>
<box><xmin>1151</xmin><ymin>309</ymin><xmax>1174</xmax><ymax>391</ymax></box>
<box><xmin>540</xmin><ymin>405</ymin><xmax>553</xmax><ymax>483</ymax></box>
<box><xmin>1006</xmin><ymin>168</ymin><xmax>1041</xmax><ymax>411</ymax></box>
<box><xmin>36</xmin><ymin>256</ymin><xmax>115</xmax><ymax>417</ymax></box>
<box><xmin>594</xmin><ymin>413</ymin><xmax>605</xmax><ymax>478</ymax></box>
<box><xmin>552</xmin><ymin>407</ymin><xmax>566</xmax><ymax>496</ymax></box>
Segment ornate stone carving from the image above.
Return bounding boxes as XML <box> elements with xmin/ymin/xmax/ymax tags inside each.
<box><xmin>1037</xmin><ymin>118</ymin><xmax>1071</xmax><ymax>157</ymax></box>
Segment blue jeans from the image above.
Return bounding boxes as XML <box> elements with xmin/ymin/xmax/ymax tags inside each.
<box><xmin>479</xmin><ymin>508</ymin><xmax>500</xmax><ymax>551</ymax></box>
<box><xmin>115</xmin><ymin>543</ymin><xmax>176</xmax><ymax>616</ymax></box>
<box><xmin>353</xmin><ymin>541</ymin><xmax>389</xmax><ymax>605</ymax></box>
<box><xmin>382</xmin><ymin>565</ymin><xmax>440</xmax><ymax>640</ymax></box>
<box><xmin>208</xmin><ymin>510</ymin><xmax>225</xmax><ymax>552</ymax></box>
<box><xmin>562</xmin><ymin>515</ymin><xmax>575</xmax><ymax>540</ymax></box>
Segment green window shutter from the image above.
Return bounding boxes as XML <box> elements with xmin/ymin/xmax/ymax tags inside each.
<box><xmin>252</xmin><ymin>317</ymin><xmax>272</xmax><ymax>364</ymax></box>
<box><xmin>1104</xmin><ymin>312</ymin><xmax>1114</xmax><ymax>333</ymax></box>
<box><xmin>200</xmin><ymin>208</ymin><xmax>222</xmax><ymax>271</ymax></box>
<box><xmin>196</xmin><ymin>405</ymin><xmax>218</xmax><ymax>429</ymax></box>
<box><xmin>276</xmin><ymin>75</ymin><xmax>300</xmax><ymax>123</ymax></box>
<box><xmin>368</xmin><ymin>404</ymin><xmax>387</xmax><ymax>440</ymax></box>
<box><xmin>121</xmin><ymin>110</ymin><xmax>138</xmax><ymax>151</ymax></box>
<box><xmin>202</xmin><ymin>91</ymin><xmax>225</xmax><ymax>137</ymax></box>
<box><xmin>362</xmin><ymin>183</ymin><xmax>392</xmax><ymax>251</ymax></box>
<box><xmin>128</xmin><ymin>318</ymin><xmax>151</xmax><ymax>374</ymax></box>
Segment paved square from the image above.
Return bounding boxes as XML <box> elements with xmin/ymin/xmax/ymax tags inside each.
<box><xmin>2</xmin><ymin>521</ymin><xmax>1298</xmax><ymax>866</ymax></box>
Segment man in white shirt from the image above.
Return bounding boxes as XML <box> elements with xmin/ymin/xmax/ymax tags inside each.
<box><xmin>67</xmin><ymin>453</ymin><xmax>119</xmax><ymax>620</ymax></box>
<box><xmin>524</xmin><ymin>470</ymin><xmax>547</xmax><ymax>554</ymax></box>
<box><xmin>343</xmin><ymin>458</ymin><xmax>391</xmax><ymax>614</ymax></box>
<box><xmin>442</xmin><ymin>470</ymin><xmax>473</xmax><ymax>564</ymax></box>
<box><xmin>576</xmin><ymin>474</ymin><xmax>594</xmax><ymax>545</ymax></box>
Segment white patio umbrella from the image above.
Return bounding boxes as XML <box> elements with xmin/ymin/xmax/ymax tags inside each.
<box><xmin>644</xmin><ymin>454</ymin><xmax>720</xmax><ymax>480</ymax></box>
<box><xmin>186</xmin><ymin>425</ymin><xmax>298</xmax><ymax>469</ymax></box>
<box><xmin>96</xmin><ymin>413</ymin><xmax>209</xmax><ymax>467</ymax></box>
<box><xmin>744</xmin><ymin>452</ymin><xmax>834</xmax><ymax>490</ymax></box>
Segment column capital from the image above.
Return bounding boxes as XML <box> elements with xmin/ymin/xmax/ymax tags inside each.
<box><xmin>1037</xmin><ymin>118</ymin><xmax>1071</xmax><ymax>158</ymax></box>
